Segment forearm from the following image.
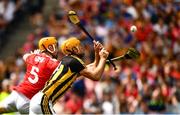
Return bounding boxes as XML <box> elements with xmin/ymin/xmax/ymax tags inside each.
<box><xmin>81</xmin><ymin>47</ymin><xmax>108</xmax><ymax>81</ymax></box>
<box><xmin>94</xmin><ymin>52</ymin><xmax>100</xmax><ymax>66</ymax></box>
<box><xmin>92</xmin><ymin>58</ymin><xmax>106</xmax><ymax>80</ymax></box>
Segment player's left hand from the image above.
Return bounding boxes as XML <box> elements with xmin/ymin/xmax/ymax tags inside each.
<box><xmin>93</xmin><ymin>40</ymin><xmax>103</xmax><ymax>54</ymax></box>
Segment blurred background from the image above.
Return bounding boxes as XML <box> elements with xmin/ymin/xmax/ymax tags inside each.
<box><xmin>0</xmin><ymin>0</ymin><xmax>180</xmax><ymax>114</ymax></box>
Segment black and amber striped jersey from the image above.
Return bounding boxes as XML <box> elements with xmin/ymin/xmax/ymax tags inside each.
<box><xmin>41</xmin><ymin>55</ymin><xmax>85</xmax><ymax>104</ymax></box>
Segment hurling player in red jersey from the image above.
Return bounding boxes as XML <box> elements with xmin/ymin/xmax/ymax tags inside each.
<box><xmin>0</xmin><ymin>37</ymin><xmax>59</xmax><ymax>114</ymax></box>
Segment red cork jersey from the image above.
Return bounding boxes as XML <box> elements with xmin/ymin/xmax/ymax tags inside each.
<box><xmin>14</xmin><ymin>53</ymin><xmax>59</xmax><ymax>99</ymax></box>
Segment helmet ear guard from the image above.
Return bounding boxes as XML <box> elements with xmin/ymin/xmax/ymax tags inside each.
<box><xmin>47</xmin><ymin>44</ymin><xmax>56</xmax><ymax>53</ymax></box>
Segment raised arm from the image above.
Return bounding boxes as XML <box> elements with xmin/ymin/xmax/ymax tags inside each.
<box><xmin>80</xmin><ymin>48</ymin><xmax>109</xmax><ymax>81</ymax></box>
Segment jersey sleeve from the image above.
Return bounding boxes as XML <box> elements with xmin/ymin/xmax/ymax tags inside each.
<box><xmin>69</xmin><ymin>56</ymin><xmax>85</xmax><ymax>73</ymax></box>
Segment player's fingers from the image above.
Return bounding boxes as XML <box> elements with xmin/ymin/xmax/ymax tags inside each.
<box><xmin>93</xmin><ymin>40</ymin><xmax>99</xmax><ymax>47</ymax></box>
<box><xmin>94</xmin><ymin>41</ymin><xmax>101</xmax><ymax>50</ymax></box>
<box><xmin>37</xmin><ymin>49</ymin><xmax>41</xmax><ymax>53</ymax></box>
<box><xmin>34</xmin><ymin>50</ymin><xmax>38</xmax><ymax>54</ymax></box>
<box><xmin>101</xmin><ymin>48</ymin><xmax>106</xmax><ymax>53</ymax></box>
<box><xmin>95</xmin><ymin>41</ymin><xmax>103</xmax><ymax>49</ymax></box>
<box><xmin>101</xmin><ymin>47</ymin><xmax>105</xmax><ymax>50</ymax></box>
<box><xmin>33</xmin><ymin>49</ymin><xmax>41</xmax><ymax>54</ymax></box>
<box><xmin>93</xmin><ymin>40</ymin><xmax>98</xmax><ymax>45</ymax></box>
<box><xmin>95</xmin><ymin>41</ymin><xmax>100</xmax><ymax>46</ymax></box>
<box><xmin>93</xmin><ymin>40</ymin><xmax>96</xmax><ymax>44</ymax></box>
<box><xmin>96</xmin><ymin>42</ymin><xmax>101</xmax><ymax>48</ymax></box>
<box><xmin>99</xmin><ymin>43</ymin><xmax>103</xmax><ymax>49</ymax></box>
<box><xmin>104</xmin><ymin>50</ymin><xmax>109</xmax><ymax>55</ymax></box>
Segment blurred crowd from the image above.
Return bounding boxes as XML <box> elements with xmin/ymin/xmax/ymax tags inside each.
<box><xmin>1</xmin><ymin>0</ymin><xmax>180</xmax><ymax>114</ymax></box>
<box><xmin>0</xmin><ymin>0</ymin><xmax>21</xmax><ymax>49</ymax></box>
<box><xmin>0</xmin><ymin>0</ymin><xmax>44</xmax><ymax>49</ymax></box>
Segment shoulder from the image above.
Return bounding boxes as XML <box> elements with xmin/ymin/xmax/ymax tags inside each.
<box><xmin>26</xmin><ymin>53</ymin><xmax>50</xmax><ymax>64</ymax></box>
<box><xmin>23</xmin><ymin>53</ymin><xmax>35</xmax><ymax>62</ymax></box>
<box><xmin>71</xmin><ymin>55</ymin><xmax>84</xmax><ymax>65</ymax></box>
<box><xmin>62</xmin><ymin>55</ymin><xmax>85</xmax><ymax>73</ymax></box>
<box><xmin>62</xmin><ymin>55</ymin><xmax>84</xmax><ymax>65</ymax></box>
<box><xmin>41</xmin><ymin>53</ymin><xmax>50</xmax><ymax>58</ymax></box>
<box><xmin>40</xmin><ymin>53</ymin><xmax>56</xmax><ymax>61</ymax></box>
<box><xmin>23</xmin><ymin>53</ymin><xmax>31</xmax><ymax>61</ymax></box>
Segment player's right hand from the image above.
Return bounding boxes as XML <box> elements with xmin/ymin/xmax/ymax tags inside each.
<box><xmin>99</xmin><ymin>48</ymin><xmax>109</xmax><ymax>59</ymax></box>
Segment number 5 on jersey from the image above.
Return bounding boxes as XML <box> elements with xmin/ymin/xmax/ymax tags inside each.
<box><xmin>28</xmin><ymin>66</ymin><xmax>39</xmax><ymax>84</ymax></box>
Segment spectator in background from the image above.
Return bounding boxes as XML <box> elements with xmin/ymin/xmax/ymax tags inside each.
<box><xmin>3</xmin><ymin>57</ymin><xmax>17</xmax><ymax>80</ymax></box>
<box><xmin>0</xmin><ymin>79</ymin><xmax>15</xmax><ymax>115</ymax></box>
<box><xmin>23</xmin><ymin>34</ymin><xmax>35</xmax><ymax>53</ymax></box>
<box><xmin>171</xmin><ymin>79</ymin><xmax>180</xmax><ymax>113</ymax></box>
<box><xmin>0</xmin><ymin>0</ymin><xmax>15</xmax><ymax>47</ymax></box>
<box><xmin>0</xmin><ymin>0</ymin><xmax>15</xmax><ymax>28</ymax></box>
<box><xmin>0</xmin><ymin>60</ymin><xmax>5</xmax><ymax>81</ymax></box>
<box><xmin>0</xmin><ymin>0</ymin><xmax>29</xmax><ymax>49</ymax></box>
<box><xmin>64</xmin><ymin>91</ymin><xmax>83</xmax><ymax>114</ymax></box>
<box><xmin>0</xmin><ymin>79</ymin><xmax>10</xmax><ymax>102</ymax></box>
<box><xmin>83</xmin><ymin>90</ymin><xmax>102</xmax><ymax>114</ymax></box>
<box><xmin>101</xmin><ymin>89</ymin><xmax>114</xmax><ymax>114</ymax></box>
<box><xmin>25</xmin><ymin>0</ymin><xmax>44</xmax><ymax>27</ymax></box>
